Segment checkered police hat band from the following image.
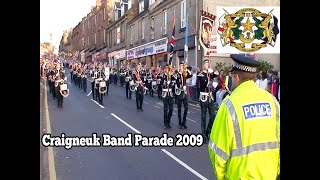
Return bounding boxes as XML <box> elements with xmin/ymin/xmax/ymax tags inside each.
<box><xmin>232</xmin><ymin>62</ymin><xmax>257</xmax><ymax>72</ymax></box>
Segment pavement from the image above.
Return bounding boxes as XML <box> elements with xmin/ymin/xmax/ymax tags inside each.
<box><xmin>40</xmin><ymin>69</ymin><xmax>217</xmax><ymax>180</ymax></box>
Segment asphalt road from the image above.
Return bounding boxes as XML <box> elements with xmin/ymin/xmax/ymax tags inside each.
<box><xmin>40</xmin><ymin>69</ymin><xmax>217</xmax><ymax>180</ymax></box>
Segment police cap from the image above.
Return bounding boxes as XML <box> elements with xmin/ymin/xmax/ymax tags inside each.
<box><xmin>230</xmin><ymin>54</ymin><xmax>260</xmax><ymax>73</ymax></box>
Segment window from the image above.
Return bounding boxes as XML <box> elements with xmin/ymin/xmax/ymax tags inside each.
<box><xmin>163</xmin><ymin>10</ymin><xmax>167</xmax><ymax>35</ymax></box>
<box><xmin>121</xmin><ymin>4</ymin><xmax>125</xmax><ymax>17</ymax></box>
<box><xmin>130</xmin><ymin>25</ymin><xmax>133</xmax><ymax>44</ymax></box>
<box><xmin>181</xmin><ymin>0</ymin><xmax>186</xmax><ymax>28</ymax></box>
<box><xmin>103</xmin><ymin>29</ymin><xmax>106</xmax><ymax>43</ymax></box>
<box><xmin>141</xmin><ymin>18</ymin><xmax>145</xmax><ymax>40</ymax></box>
<box><xmin>115</xmin><ymin>10</ymin><xmax>118</xmax><ymax>21</ymax></box>
<box><xmin>139</xmin><ymin>1</ymin><xmax>144</xmax><ymax>13</ymax></box>
<box><xmin>149</xmin><ymin>0</ymin><xmax>155</xmax><ymax>6</ymax></box>
<box><xmin>128</xmin><ymin>0</ymin><xmax>132</xmax><ymax>9</ymax></box>
<box><xmin>104</xmin><ymin>8</ymin><xmax>106</xmax><ymax>20</ymax></box>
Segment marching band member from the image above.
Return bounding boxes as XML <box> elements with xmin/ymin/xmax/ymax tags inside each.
<box><xmin>113</xmin><ymin>66</ymin><xmax>118</xmax><ymax>85</ymax></box>
<box><xmin>94</xmin><ymin>63</ymin><xmax>106</xmax><ymax>105</ymax></box>
<box><xmin>89</xmin><ymin>63</ymin><xmax>97</xmax><ymax>100</ymax></box>
<box><xmin>175</xmin><ymin>62</ymin><xmax>193</xmax><ymax>129</ymax></box>
<box><xmin>119</xmin><ymin>64</ymin><xmax>126</xmax><ymax>87</ymax></box>
<box><xmin>146</xmin><ymin>69</ymin><xmax>154</xmax><ymax>97</ymax></box>
<box><xmin>132</xmin><ymin>63</ymin><xmax>147</xmax><ymax>112</ymax></box>
<box><xmin>197</xmin><ymin>59</ymin><xmax>219</xmax><ymax>143</ymax></box>
<box><xmin>156</xmin><ymin>66</ymin><xmax>163</xmax><ymax>100</ymax></box>
<box><xmin>53</xmin><ymin>63</ymin><xmax>66</xmax><ymax>108</ymax></box>
<box><xmin>161</xmin><ymin>64</ymin><xmax>176</xmax><ymax>129</ymax></box>
<box><xmin>103</xmin><ymin>63</ymin><xmax>110</xmax><ymax>96</ymax></box>
<box><xmin>81</xmin><ymin>64</ymin><xmax>88</xmax><ymax>93</ymax></box>
<box><xmin>125</xmin><ymin>64</ymin><xmax>133</xmax><ymax>99</ymax></box>
<box><xmin>50</xmin><ymin>64</ymin><xmax>57</xmax><ymax>99</ymax></box>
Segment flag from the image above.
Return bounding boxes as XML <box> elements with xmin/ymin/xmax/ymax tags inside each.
<box><xmin>183</xmin><ymin>15</ymin><xmax>188</xmax><ymax>65</ymax></box>
<box><xmin>168</xmin><ymin>13</ymin><xmax>176</xmax><ymax>66</ymax></box>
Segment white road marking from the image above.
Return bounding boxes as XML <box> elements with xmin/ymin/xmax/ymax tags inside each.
<box><xmin>144</xmin><ymin>101</ymin><xmax>149</xmax><ymax>104</ymax></box>
<box><xmin>68</xmin><ymin>81</ymin><xmax>71</xmax><ymax>85</ymax></box>
<box><xmin>43</xmin><ymin>80</ymin><xmax>57</xmax><ymax>180</ymax></box>
<box><xmin>161</xmin><ymin>149</ymin><xmax>208</xmax><ymax>180</ymax></box>
<box><xmin>153</xmin><ymin>105</ymin><xmax>160</xmax><ymax>108</ymax></box>
<box><xmin>91</xmin><ymin>99</ymin><xmax>105</xmax><ymax>109</ymax></box>
<box><xmin>87</xmin><ymin>91</ymin><xmax>92</xmax><ymax>96</ymax></box>
<box><xmin>187</xmin><ymin>118</ymin><xmax>197</xmax><ymax>122</ymax></box>
<box><xmin>189</xmin><ymin>103</ymin><xmax>200</xmax><ymax>108</ymax></box>
<box><xmin>111</xmin><ymin>113</ymin><xmax>141</xmax><ymax>134</ymax></box>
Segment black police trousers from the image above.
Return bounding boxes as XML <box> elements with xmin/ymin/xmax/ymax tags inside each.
<box><xmin>125</xmin><ymin>82</ymin><xmax>132</xmax><ymax>99</ymax></box>
<box><xmin>177</xmin><ymin>94</ymin><xmax>188</xmax><ymax>126</ymax></box>
<box><xmin>163</xmin><ymin>96</ymin><xmax>173</xmax><ymax>126</ymax></box>
<box><xmin>200</xmin><ymin>98</ymin><xmax>216</xmax><ymax>140</ymax></box>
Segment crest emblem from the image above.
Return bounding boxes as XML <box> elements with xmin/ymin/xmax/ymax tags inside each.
<box><xmin>217</xmin><ymin>7</ymin><xmax>280</xmax><ymax>53</ymax></box>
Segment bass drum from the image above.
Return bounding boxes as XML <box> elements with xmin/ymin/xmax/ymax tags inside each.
<box><xmin>152</xmin><ymin>81</ymin><xmax>158</xmax><ymax>91</ymax></box>
<box><xmin>99</xmin><ymin>81</ymin><xmax>107</xmax><ymax>94</ymax></box>
<box><xmin>59</xmin><ymin>83</ymin><xmax>69</xmax><ymax>97</ymax></box>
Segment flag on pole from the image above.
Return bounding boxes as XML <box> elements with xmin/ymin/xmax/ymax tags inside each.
<box><xmin>168</xmin><ymin>12</ymin><xmax>176</xmax><ymax>66</ymax></box>
<box><xmin>183</xmin><ymin>15</ymin><xmax>188</xmax><ymax>64</ymax></box>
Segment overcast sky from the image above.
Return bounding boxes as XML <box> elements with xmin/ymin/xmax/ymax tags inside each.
<box><xmin>40</xmin><ymin>0</ymin><xmax>96</xmax><ymax>53</ymax></box>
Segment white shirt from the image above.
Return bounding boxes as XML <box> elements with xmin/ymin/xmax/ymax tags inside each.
<box><xmin>260</xmin><ymin>78</ymin><xmax>268</xmax><ymax>91</ymax></box>
<box><xmin>191</xmin><ymin>73</ymin><xmax>197</xmax><ymax>86</ymax></box>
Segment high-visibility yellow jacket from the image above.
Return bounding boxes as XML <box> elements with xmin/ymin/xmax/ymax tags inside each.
<box><xmin>208</xmin><ymin>80</ymin><xmax>280</xmax><ymax>180</ymax></box>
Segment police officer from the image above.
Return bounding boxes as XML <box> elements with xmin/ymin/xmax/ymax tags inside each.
<box><xmin>198</xmin><ymin>59</ymin><xmax>219</xmax><ymax>143</ymax></box>
<box><xmin>119</xmin><ymin>64</ymin><xmax>126</xmax><ymax>87</ymax></box>
<box><xmin>175</xmin><ymin>62</ymin><xmax>192</xmax><ymax>129</ymax></box>
<box><xmin>208</xmin><ymin>54</ymin><xmax>280</xmax><ymax>180</ymax></box>
<box><xmin>132</xmin><ymin>63</ymin><xmax>146</xmax><ymax>111</ymax></box>
<box><xmin>161</xmin><ymin>64</ymin><xmax>176</xmax><ymax>129</ymax></box>
<box><xmin>125</xmin><ymin>64</ymin><xmax>132</xmax><ymax>99</ymax></box>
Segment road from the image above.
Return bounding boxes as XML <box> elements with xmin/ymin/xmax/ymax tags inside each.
<box><xmin>40</xmin><ymin>69</ymin><xmax>216</xmax><ymax>180</ymax></box>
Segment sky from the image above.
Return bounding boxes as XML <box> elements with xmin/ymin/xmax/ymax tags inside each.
<box><xmin>40</xmin><ymin>0</ymin><xmax>96</xmax><ymax>54</ymax></box>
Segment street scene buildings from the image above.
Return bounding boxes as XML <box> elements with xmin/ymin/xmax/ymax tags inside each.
<box><xmin>59</xmin><ymin>0</ymin><xmax>280</xmax><ymax>70</ymax></box>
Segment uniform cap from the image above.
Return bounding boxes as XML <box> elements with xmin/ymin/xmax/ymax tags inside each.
<box><xmin>230</xmin><ymin>54</ymin><xmax>260</xmax><ymax>73</ymax></box>
<box><xmin>203</xmin><ymin>59</ymin><xmax>209</xmax><ymax>65</ymax></box>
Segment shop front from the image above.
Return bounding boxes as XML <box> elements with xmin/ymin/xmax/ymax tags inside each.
<box><xmin>126</xmin><ymin>37</ymin><xmax>168</xmax><ymax>69</ymax></box>
<box><xmin>80</xmin><ymin>50</ymin><xmax>85</xmax><ymax>62</ymax></box>
<box><xmin>108</xmin><ymin>49</ymin><xmax>126</xmax><ymax>67</ymax></box>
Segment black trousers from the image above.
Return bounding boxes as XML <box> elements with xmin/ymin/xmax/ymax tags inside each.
<box><xmin>91</xmin><ymin>82</ymin><xmax>95</xmax><ymax>99</ymax></box>
<box><xmin>48</xmin><ymin>80</ymin><xmax>52</xmax><ymax>94</ymax></box>
<box><xmin>73</xmin><ymin>74</ymin><xmax>77</xmax><ymax>86</ymax></box>
<box><xmin>78</xmin><ymin>77</ymin><xmax>82</xmax><ymax>89</ymax></box>
<box><xmin>120</xmin><ymin>76</ymin><xmax>125</xmax><ymax>87</ymax></box>
<box><xmin>163</xmin><ymin>95</ymin><xmax>173</xmax><ymax>126</ymax></box>
<box><xmin>51</xmin><ymin>81</ymin><xmax>56</xmax><ymax>99</ymax></box>
<box><xmin>104</xmin><ymin>80</ymin><xmax>109</xmax><ymax>96</ymax></box>
<box><xmin>200</xmin><ymin>97</ymin><xmax>216</xmax><ymax>140</ymax></box>
<box><xmin>55</xmin><ymin>85</ymin><xmax>63</xmax><ymax>107</ymax></box>
<box><xmin>82</xmin><ymin>78</ymin><xmax>87</xmax><ymax>93</ymax></box>
<box><xmin>70</xmin><ymin>71</ymin><xmax>73</xmax><ymax>82</ymax></box>
<box><xmin>147</xmin><ymin>83</ymin><xmax>153</xmax><ymax>97</ymax></box>
<box><xmin>114</xmin><ymin>75</ymin><xmax>117</xmax><ymax>85</ymax></box>
<box><xmin>95</xmin><ymin>84</ymin><xmax>104</xmax><ymax>105</ymax></box>
<box><xmin>135</xmin><ymin>86</ymin><xmax>144</xmax><ymax>109</ymax></box>
<box><xmin>125</xmin><ymin>82</ymin><xmax>132</xmax><ymax>99</ymax></box>
<box><xmin>177</xmin><ymin>94</ymin><xmax>188</xmax><ymax>126</ymax></box>
<box><xmin>157</xmin><ymin>85</ymin><xmax>162</xmax><ymax>99</ymax></box>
